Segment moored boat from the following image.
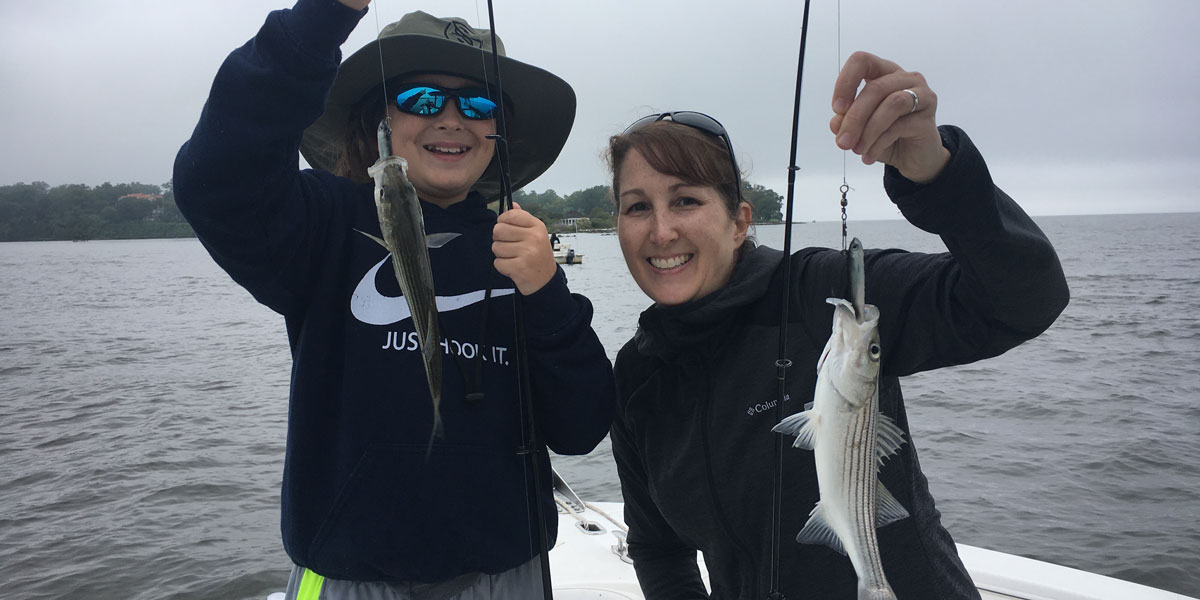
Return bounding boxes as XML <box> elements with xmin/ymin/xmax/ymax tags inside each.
<box><xmin>553</xmin><ymin>243</ymin><xmax>583</xmax><ymax>265</ymax></box>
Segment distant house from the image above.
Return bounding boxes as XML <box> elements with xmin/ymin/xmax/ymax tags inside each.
<box><xmin>558</xmin><ymin>211</ymin><xmax>588</xmax><ymax>227</ymax></box>
<box><xmin>118</xmin><ymin>193</ymin><xmax>166</xmax><ymax>221</ymax></box>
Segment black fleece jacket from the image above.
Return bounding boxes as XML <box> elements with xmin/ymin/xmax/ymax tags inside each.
<box><xmin>611</xmin><ymin>126</ymin><xmax>1069</xmax><ymax>600</ymax></box>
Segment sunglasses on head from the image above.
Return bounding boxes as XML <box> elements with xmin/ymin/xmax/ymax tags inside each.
<box><xmin>622</xmin><ymin>111</ymin><xmax>742</xmax><ymax>196</ymax></box>
<box><xmin>393</xmin><ymin>84</ymin><xmax>499</xmax><ymax>120</ymax></box>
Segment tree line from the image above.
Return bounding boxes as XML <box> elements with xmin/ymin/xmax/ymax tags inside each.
<box><xmin>514</xmin><ymin>182</ymin><xmax>784</xmax><ymax>232</ymax></box>
<box><xmin>0</xmin><ymin>181</ymin><xmax>191</xmax><ymax>242</ymax></box>
<box><xmin>0</xmin><ymin>179</ymin><xmax>784</xmax><ymax>242</ymax></box>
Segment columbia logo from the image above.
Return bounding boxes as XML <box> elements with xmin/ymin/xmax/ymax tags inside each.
<box><xmin>746</xmin><ymin>394</ymin><xmax>791</xmax><ymax>416</ymax></box>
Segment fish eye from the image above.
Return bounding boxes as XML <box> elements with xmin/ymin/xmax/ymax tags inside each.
<box><xmin>869</xmin><ymin>344</ymin><xmax>881</xmax><ymax>358</ymax></box>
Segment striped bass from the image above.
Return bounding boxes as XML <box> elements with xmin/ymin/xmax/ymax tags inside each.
<box><xmin>772</xmin><ymin>239</ymin><xmax>909</xmax><ymax>600</ymax></box>
<box><xmin>360</xmin><ymin>119</ymin><xmax>444</xmax><ymax>449</ymax></box>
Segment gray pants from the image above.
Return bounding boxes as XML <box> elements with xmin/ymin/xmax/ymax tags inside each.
<box><xmin>283</xmin><ymin>556</ymin><xmax>544</xmax><ymax>600</ymax></box>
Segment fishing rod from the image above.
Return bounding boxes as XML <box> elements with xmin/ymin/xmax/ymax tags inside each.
<box><xmin>768</xmin><ymin>0</ymin><xmax>814</xmax><ymax>598</ymax></box>
<box><xmin>481</xmin><ymin>1</ymin><xmax>555</xmax><ymax>598</ymax></box>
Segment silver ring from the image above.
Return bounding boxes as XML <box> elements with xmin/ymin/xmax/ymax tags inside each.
<box><xmin>903</xmin><ymin>89</ymin><xmax>918</xmax><ymax>114</ymax></box>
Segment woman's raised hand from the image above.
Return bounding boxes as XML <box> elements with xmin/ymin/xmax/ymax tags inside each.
<box><xmin>830</xmin><ymin>51</ymin><xmax>950</xmax><ymax>184</ymax></box>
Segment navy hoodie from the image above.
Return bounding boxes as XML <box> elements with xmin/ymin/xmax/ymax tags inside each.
<box><xmin>172</xmin><ymin>0</ymin><xmax>615</xmax><ymax>582</ymax></box>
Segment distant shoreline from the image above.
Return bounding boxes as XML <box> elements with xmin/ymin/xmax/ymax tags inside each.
<box><xmin>5</xmin><ymin>212</ymin><xmax>1197</xmax><ymax>244</ymax></box>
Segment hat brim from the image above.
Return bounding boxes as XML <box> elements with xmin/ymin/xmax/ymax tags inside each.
<box><xmin>301</xmin><ymin>34</ymin><xmax>575</xmax><ymax>201</ymax></box>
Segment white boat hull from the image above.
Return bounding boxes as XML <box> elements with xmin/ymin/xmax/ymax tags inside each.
<box><xmin>549</xmin><ymin>498</ymin><xmax>1195</xmax><ymax>600</ymax></box>
<box><xmin>268</xmin><ymin>479</ymin><xmax>1195</xmax><ymax>600</ymax></box>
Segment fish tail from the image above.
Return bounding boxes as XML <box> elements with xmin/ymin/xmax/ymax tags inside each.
<box><xmin>857</xmin><ymin>582</ymin><xmax>898</xmax><ymax>600</ymax></box>
<box><xmin>424</xmin><ymin>409</ymin><xmax>445</xmax><ymax>461</ymax></box>
<box><xmin>433</xmin><ymin>408</ymin><xmax>445</xmax><ymax>438</ymax></box>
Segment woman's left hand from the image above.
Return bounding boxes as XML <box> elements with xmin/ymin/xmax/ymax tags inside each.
<box><xmin>831</xmin><ymin>51</ymin><xmax>950</xmax><ymax>184</ymax></box>
<box><xmin>493</xmin><ymin>202</ymin><xmax>558</xmax><ymax>295</ymax></box>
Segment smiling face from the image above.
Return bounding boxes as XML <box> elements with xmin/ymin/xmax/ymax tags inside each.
<box><xmin>616</xmin><ymin>149</ymin><xmax>751</xmax><ymax>306</ymax></box>
<box><xmin>387</xmin><ymin>73</ymin><xmax>496</xmax><ymax>208</ymax></box>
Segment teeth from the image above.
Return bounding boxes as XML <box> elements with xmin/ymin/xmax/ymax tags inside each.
<box><xmin>649</xmin><ymin>254</ymin><xmax>691</xmax><ymax>269</ymax></box>
<box><xmin>426</xmin><ymin>145</ymin><xmax>467</xmax><ymax>155</ymax></box>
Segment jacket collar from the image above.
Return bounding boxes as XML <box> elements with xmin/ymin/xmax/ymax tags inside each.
<box><xmin>633</xmin><ymin>245</ymin><xmax>783</xmax><ymax>362</ymax></box>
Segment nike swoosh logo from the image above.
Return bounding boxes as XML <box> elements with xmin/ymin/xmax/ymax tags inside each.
<box><xmin>351</xmin><ymin>254</ymin><xmax>515</xmax><ymax>326</ymax></box>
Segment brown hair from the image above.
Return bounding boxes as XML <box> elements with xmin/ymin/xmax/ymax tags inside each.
<box><xmin>334</xmin><ymin>94</ymin><xmax>389</xmax><ymax>185</ymax></box>
<box><xmin>606</xmin><ymin>120</ymin><xmax>747</xmax><ymax>219</ymax></box>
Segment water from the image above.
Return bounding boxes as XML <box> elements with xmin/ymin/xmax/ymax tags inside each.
<box><xmin>2</xmin><ymin>214</ymin><xmax>1198</xmax><ymax>599</ymax></box>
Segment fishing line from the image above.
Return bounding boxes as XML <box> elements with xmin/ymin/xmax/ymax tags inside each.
<box><xmin>374</xmin><ymin>3</ymin><xmax>390</xmax><ymax>131</ymax></box>
<box><xmin>839</xmin><ymin>0</ymin><xmax>845</xmax><ymax>189</ymax></box>
<box><xmin>473</xmin><ymin>1</ymin><xmax>496</xmax><ymax>138</ymax></box>
<box><xmin>837</xmin><ymin>0</ymin><xmax>853</xmax><ymax>251</ymax></box>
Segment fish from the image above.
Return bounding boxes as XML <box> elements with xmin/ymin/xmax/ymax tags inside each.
<box><xmin>772</xmin><ymin>239</ymin><xmax>909</xmax><ymax>600</ymax></box>
<box><xmin>360</xmin><ymin>118</ymin><xmax>444</xmax><ymax>451</ymax></box>
<box><xmin>847</xmin><ymin>237</ymin><xmax>865</xmax><ymax>322</ymax></box>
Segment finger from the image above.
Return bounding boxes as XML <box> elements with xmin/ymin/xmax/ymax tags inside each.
<box><xmin>838</xmin><ymin>70</ymin><xmax>927</xmax><ymax>152</ymax></box>
<box><xmin>499</xmin><ymin>201</ymin><xmax>527</xmax><ymax>220</ymax></box>
<box><xmin>493</xmin><ymin>256</ymin><xmax>514</xmax><ymax>272</ymax></box>
<box><xmin>836</xmin><ymin>69</ymin><xmax>917</xmax><ymax>149</ymax></box>
<box><xmin>492</xmin><ymin>221</ymin><xmax>531</xmax><ymax>243</ymax></box>
<box><xmin>491</xmin><ymin>241</ymin><xmax>521</xmax><ymax>259</ymax></box>
<box><xmin>492</xmin><ymin>233</ymin><xmax>537</xmax><ymax>256</ymax></box>
<box><xmin>496</xmin><ymin>209</ymin><xmax>535</xmax><ymax>230</ymax></box>
<box><xmin>494</xmin><ymin>250</ymin><xmax>557</xmax><ymax>296</ymax></box>
<box><xmin>492</xmin><ymin>256</ymin><xmax>526</xmax><ymax>281</ymax></box>
<box><xmin>853</xmin><ymin>84</ymin><xmax>931</xmax><ymax>155</ymax></box>
<box><xmin>832</xmin><ymin>51</ymin><xmax>901</xmax><ymax>115</ymax></box>
<box><xmin>829</xmin><ymin>112</ymin><xmax>844</xmax><ymax>136</ymax></box>
<box><xmin>859</xmin><ymin>115</ymin><xmax>922</xmax><ymax>165</ymax></box>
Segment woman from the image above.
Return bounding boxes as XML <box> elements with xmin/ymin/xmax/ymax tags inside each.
<box><xmin>607</xmin><ymin>52</ymin><xmax>1069</xmax><ymax>599</ymax></box>
<box><xmin>173</xmin><ymin>1</ymin><xmax>614</xmax><ymax>598</ymax></box>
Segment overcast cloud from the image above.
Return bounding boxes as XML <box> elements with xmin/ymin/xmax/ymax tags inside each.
<box><xmin>2</xmin><ymin>0</ymin><xmax>1197</xmax><ymax>221</ymax></box>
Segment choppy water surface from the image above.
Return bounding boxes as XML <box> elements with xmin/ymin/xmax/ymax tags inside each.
<box><xmin>2</xmin><ymin>213</ymin><xmax>1198</xmax><ymax>599</ymax></box>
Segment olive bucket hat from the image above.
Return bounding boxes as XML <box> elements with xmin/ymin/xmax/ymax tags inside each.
<box><xmin>300</xmin><ymin>11</ymin><xmax>576</xmax><ymax>200</ymax></box>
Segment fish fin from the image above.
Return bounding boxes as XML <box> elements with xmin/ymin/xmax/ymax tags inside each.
<box><xmin>772</xmin><ymin>410</ymin><xmax>818</xmax><ymax>450</ymax></box>
<box><xmin>803</xmin><ymin>401</ymin><xmax>814</xmax><ymax>411</ymax></box>
<box><xmin>426</xmin><ymin>232</ymin><xmax>461</xmax><ymax>248</ymax></box>
<box><xmin>424</xmin><ymin>411</ymin><xmax>445</xmax><ymax>461</ymax></box>
<box><xmin>826</xmin><ymin>297</ymin><xmax>857</xmax><ymax>320</ymax></box>
<box><xmin>826</xmin><ymin>297</ymin><xmax>851</xmax><ymax>308</ymax></box>
<box><xmin>796</xmin><ymin>503</ymin><xmax>845</xmax><ymax>554</ymax></box>
<box><xmin>875</xmin><ymin>414</ymin><xmax>907</xmax><ymax>463</ymax></box>
<box><xmin>354</xmin><ymin>229</ymin><xmax>389</xmax><ymax>250</ymax></box>
<box><xmin>876</xmin><ymin>483</ymin><xmax>910</xmax><ymax>527</ymax></box>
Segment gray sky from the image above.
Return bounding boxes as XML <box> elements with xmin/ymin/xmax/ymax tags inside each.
<box><xmin>2</xmin><ymin>0</ymin><xmax>1198</xmax><ymax>221</ymax></box>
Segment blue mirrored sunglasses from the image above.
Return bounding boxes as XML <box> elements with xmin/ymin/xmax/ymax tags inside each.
<box><xmin>622</xmin><ymin>111</ymin><xmax>742</xmax><ymax>195</ymax></box>
<box><xmin>394</xmin><ymin>84</ymin><xmax>498</xmax><ymax>120</ymax></box>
